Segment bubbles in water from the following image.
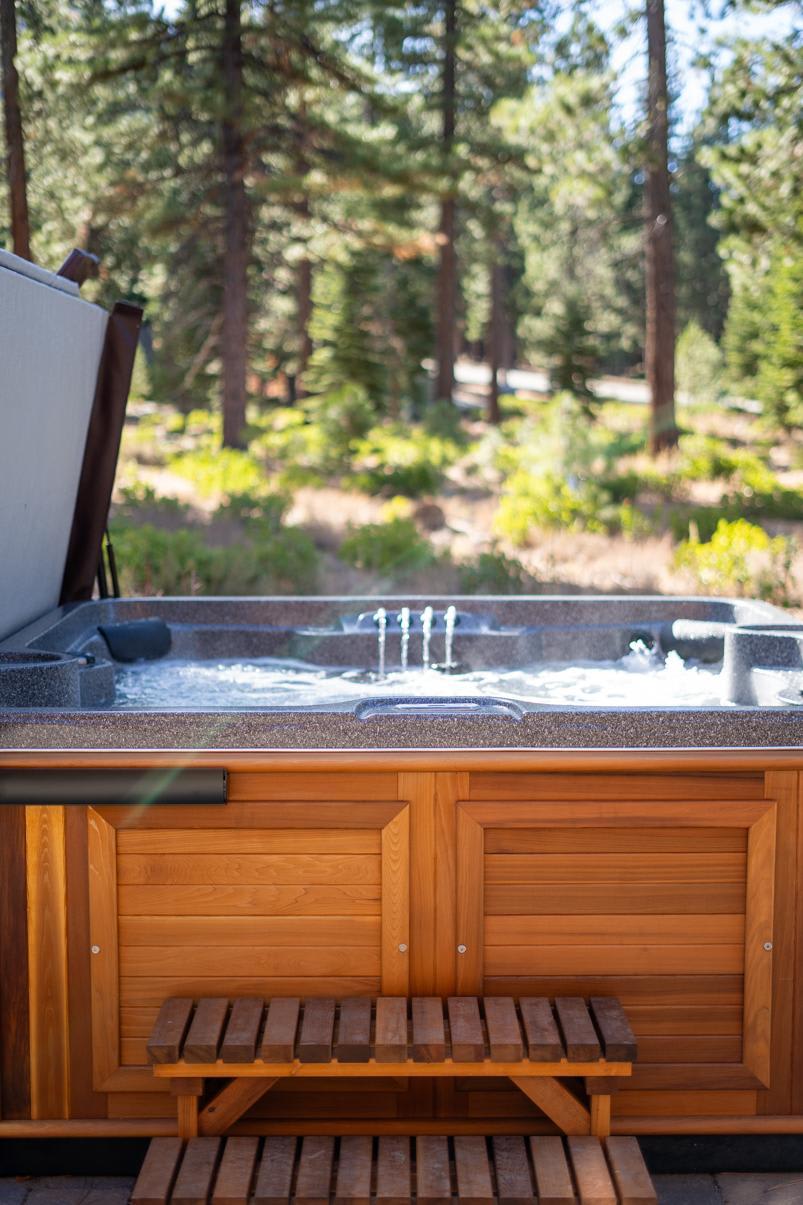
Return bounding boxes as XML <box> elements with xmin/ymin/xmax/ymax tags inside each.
<box><xmin>112</xmin><ymin>650</ymin><xmax>726</xmax><ymax>710</ymax></box>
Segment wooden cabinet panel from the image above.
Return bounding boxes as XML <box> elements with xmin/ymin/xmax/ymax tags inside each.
<box><xmin>84</xmin><ymin>781</ymin><xmax>411</xmax><ymax>1121</ymax></box>
<box><xmin>452</xmin><ymin>777</ymin><xmax>781</xmax><ymax>1122</ymax></box>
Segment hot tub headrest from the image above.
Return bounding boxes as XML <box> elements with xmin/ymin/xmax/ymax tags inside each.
<box><xmin>98</xmin><ymin>617</ymin><xmax>172</xmax><ymax>662</ymax></box>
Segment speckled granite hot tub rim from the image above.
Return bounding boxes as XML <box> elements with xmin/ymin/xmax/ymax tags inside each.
<box><xmin>0</xmin><ymin>594</ymin><xmax>801</xmax><ymax>750</ymax></box>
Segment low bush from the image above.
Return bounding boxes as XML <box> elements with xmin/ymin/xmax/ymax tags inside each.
<box><xmin>674</xmin><ymin>518</ymin><xmax>797</xmax><ymax>604</ymax></box>
<box><xmin>112</xmin><ymin>521</ymin><xmax>318</xmax><ymax>595</ymax></box>
<box><xmin>168</xmin><ymin>447</ymin><xmax>266</xmax><ymax>500</ymax></box>
<box><xmin>350</xmin><ymin>424</ymin><xmax>461</xmax><ymax>496</ymax></box>
<box><xmin>458</xmin><ymin>549</ymin><xmax>534</xmax><ymax>594</ymax></box>
<box><xmin>339</xmin><ymin>518</ymin><xmax>436</xmax><ymax>573</ymax></box>
<box><xmin>494</xmin><ymin>469</ymin><xmax>649</xmax><ymax>544</ymax></box>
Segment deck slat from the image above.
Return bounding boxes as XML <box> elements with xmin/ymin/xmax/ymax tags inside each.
<box><xmin>335</xmin><ymin>999</ymin><xmax>372</xmax><ymax>1064</ymax></box>
<box><xmin>448</xmin><ymin>998</ymin><xmax>486</xmax><ymax>1062</ymax></box>
<box><xmin>252</xmin><ymin>1136</ymin><xmax>297</xmax><ymax>1205</ymax></box>
<box><xmin>220</xmin><ymin>998</ymin><xmax>263</xmax><ymax>1063</ymax></box>
<box><xmin>590</xmin><ymin>998</ymin><xmax>638</xmax><ymax>1063</ymax></box>
<box><xmin>294</xmin><ymin>1136</ymin><xmax>335</xmax><ymax>1205</ymax></box>
<box><xmin>261</xmin><ymin>998</ymin><xmax>300</xmax><ymax>1063</ymax></box>
<box><xmin>529</xmin><ymin>1136</ymin><xmax>575</xmax><ymax>1204</ymax></box>
<box><xmin>147</xmin><ymin>999</ymin><xmax>194</xmax><ymax>1064</ymax></box>
<box><xmin>483</xmin><ymin>998</ymin><xmax>524</xmax><ymax>1062</ymax></box>
<box><xmin>454</xmin><ymin>1136</ymin><xmax>495</xmax><ymax>1204</ymax></box>
<box><xmin>554</xmin><ymin>999</ymin><xmax>601</xmax><ymax>1062</ymax></box>
<box><xmin>566</xmin><ymin>1137</ymin><xmax>617</xmax><ymax>1204</ymax></box>
<box><xmin>491</xmin><ymin>1135</ymin><xmax>535</xmax><ymax>1204</ymax></box>
<box><xmin>519</xmin><ymin>998</ymin><xmax>563</xmax><ymax>1062</ymax></box>
<box><xmin>184</xmin><ymin>998</ymin><xmax>228</xmax><ymax>1064</ymax></box>
<box><xmin>416</xmin><ymin>1135</ymin><xmax>452</xmax><ymax>1203</ymax></box>
<box><xmin>333</xmin><ymin>1135</ymin><xmax>373</xmax><ymax>1203</ymax></box>
<box><xmin>412</xmin><ymin>997</ymin><xmax>446</xmax><ymax>1062</ymax></box>
<box><xmin>374</xmin><ymin>998</ymin><xmax>407</xmax><ymax>1062</ymax></box>
<box><xmin>170</xmin><ymin>1136</ymin><xmax>221</xmax><ymax>1205</ymax></box>
<box><xmin>211</xmin><ymin>1135</ymin><xmax>259</xmax><ymax>1205</ymax></box>
<box><xmin>375</xmin><ymin>1135</ymin><xmax>411</xmax><ymax>1203</ymax></box>
<box><xmin>130</xmin><ymin>1136</ymin><xmax>184</xmax><ymax>1204</ymax></box>
<box><xmin>297</xmin><ymin>999</ymin><xmax>336</xmax><ymax>1063</ymax></box>
<box><xmin>605</xmin><ymin>1137</ymin><xmax>658</xmax><ymax>1205</ymax></box>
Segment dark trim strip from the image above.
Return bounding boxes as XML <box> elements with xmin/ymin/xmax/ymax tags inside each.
<box><xmin>0</xmin><ymin>806</ymin><xmax>31</xmax><ymax>1119</ymax></box>
<box><xmin>0</xmin><ymin>769</ymin><xmax>227</xmax><ymax>806</ymax></box>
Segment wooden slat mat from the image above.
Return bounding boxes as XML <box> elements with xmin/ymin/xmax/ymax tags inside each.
<box><xmin>130</xmin><ymin>1134</ymin><xmax>658</xmax><ymax>1203</ymax></box>
<box><xmin>148</xmin><ymin>996</ymin><xmax>637</xmax><ymax>1066</ymax></box>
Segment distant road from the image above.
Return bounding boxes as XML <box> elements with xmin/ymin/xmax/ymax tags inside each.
<box><xmin>452</xmin><ymin>359</ymin><xmax>760</xmax><ymax>412</ymax></box>
<box><xmin>453</xmin><ymin>359</ymin><xmax>649</xmax><ymax>404</ymax></box>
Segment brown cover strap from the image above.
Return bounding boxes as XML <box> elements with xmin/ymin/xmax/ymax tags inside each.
<box><xmin>60</xmin><ymin>301</ymin><xmax>143</xmax><ymax>604</ymax></box>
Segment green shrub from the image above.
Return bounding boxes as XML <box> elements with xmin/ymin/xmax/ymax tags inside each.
<box><xmin>214</xmin><ymin>492</ymin><xmax>289</xmax><ymax>531</ymax></box>
<box><xmin>458</xmin><ymin>549</ymin><xmax>533</xmax><ymax>594</ymax></box>
<box><xmin>674</xmin><ymin>518</ymin><xmax>797</xmax><ymax>604</ymax></box>
<box><xmin>339</xmin><ymin>518</ymin><xmax>436</xmax><ymax>573</ymax></box>
<box><xmin>495</xmin><ymin>469</ymin><xmax>630</xmax><ymax>544</ymax></box>
<box><xmin>167</xmin><ymin>447</ymin><xmax>266</xmax><ymax>499</ymax></box>
<box><xmin>115</xmin><ymin>483</ymin><xmax>188</xmax><ymax>518</ymax></box>
<box><xmin>350</xmin><ymin>424</ymin><xmax>460</xmax><ymax>496</ymax></box>
<box><xmin>677</xmin><ymin>435</ymin><xmax>778</xmax><ymax>494</ymax></box>
<box><xmin>111</xmin><ymin>521</ymin><xmax>318</xmax><ymax>595</ymax></box>
<box><xmin>676</xmin><ymin>321</ymin><xmax>723</xmax><ymax>405</ymax></box>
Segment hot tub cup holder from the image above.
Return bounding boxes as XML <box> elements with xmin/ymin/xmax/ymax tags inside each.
<box><xmin>0</xmin><ymin>648</ymin><xmax>116</xmax><ymax>709</ymax></box>
<box><xmin>0</xmin><ymin>649</ymin><xmax>84</xmax><ymax>708</ymax></box>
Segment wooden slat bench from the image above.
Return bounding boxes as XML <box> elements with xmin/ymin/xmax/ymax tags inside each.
<box><xmin>130</xmin><ymin>1133</ymin><xmax>658</xmax><ymax>1204</ymax></box>
<box><xmin>148</xmin><ymin>997</ymin><xmax>636</xmax><ymax>1140</ymax></box>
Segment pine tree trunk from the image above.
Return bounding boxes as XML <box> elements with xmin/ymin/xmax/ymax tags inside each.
<box><xmin>221</xmin><ymin>0</ymin><xmax>249</xmax><ymax>449</ymax></box>
<box><xmin>296</xmin><ymin>255</ymin><xmax>313</xmax><ymax>398</ymax></box>
<box><xmin>645</xmin><ymin>0</ymin><xmax>677</xmax><ymax>453</ymax></box>
<box><xmin>487</xmin><ymin>237</ymin><xmax>504</xmax><ymax>425</ymax></box>
<box><xmin>0</xmin><ymin>0</ymin><xmax>31</xmax><ymax>259</ymax></box>
<box><xmin>435</xmin><ymin>0</ymin><xmax>457</xmax><ymax>404</ymax></box>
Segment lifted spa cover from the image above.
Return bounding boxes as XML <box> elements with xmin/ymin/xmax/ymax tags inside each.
<box><xmin>0</xmin><ymin>249</ymin><xmax>107</xmax><ymax>640</ymax></box>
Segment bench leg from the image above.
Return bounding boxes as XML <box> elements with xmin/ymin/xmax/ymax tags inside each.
<box><xmin>170</xmin><ymin>1077</ymin><xmax>204</xmax><ymax>1139</ymax></box>
<box><xmin>590</xmin><ymin>1094</ymin><xmax>611</xmax><ymax>1137</ymax></box>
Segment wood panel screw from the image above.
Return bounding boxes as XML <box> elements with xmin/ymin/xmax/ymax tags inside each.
<box><xmin>457</xmin><ymin>944</ymin><xmax>467</xmax><ymax>954</ymax></box>
<box><xmin>398</xmin><ymin>944</ymin><xmax>408</xmax><ymax>953</ymax></box>
<box><xmin>91</xmin><ymin>945</ymin><xmax>101</xmax><ymax>954</ymax></box>
<box><xmin>764</xmin><ymin>942</ymin><xmax>773</xmax><ymax>951</ymax></box>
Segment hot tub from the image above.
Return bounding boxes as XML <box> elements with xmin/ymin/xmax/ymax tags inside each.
<box><xmin>1</xmin><ymin>593</ymin><xmax>802</xmax><ymax>1142</ymax></box>
<box><xmin>1</xmin><ymin>593</ymin><xmax>802</xmax><ymax>749</ymax></box>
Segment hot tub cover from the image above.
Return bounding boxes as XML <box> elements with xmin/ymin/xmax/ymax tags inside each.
<box><xmin>0</xmin><ymin>249</ymin><xmax>107</xmax><ymax>639</ymax></box>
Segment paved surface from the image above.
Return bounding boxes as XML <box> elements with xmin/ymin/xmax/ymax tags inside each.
<box><xmin>451</xmin><ymin>357</ymin><xmax>762</xmax><ymax>412</ymax></box>
<box><xmin>2</xmin><ymin>1174</ymin><xmax>803</xmax><ymax>1203</ymax></box>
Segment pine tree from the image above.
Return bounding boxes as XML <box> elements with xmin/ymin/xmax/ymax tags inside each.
<box><xmin>644</xmin><ymin>0</ymin><xmax>678</xmax><ymax>453</ymax></box>
<box><xmin>0</xmin><ymin>0</ymin><xmax>31</xmax><ymax>257</ymax></box>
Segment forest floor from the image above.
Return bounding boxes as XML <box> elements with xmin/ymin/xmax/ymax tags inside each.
<box><xmin>112</xmin><ymin>370</ymin><xmax>803</xmax><ymax>611</ymax></box>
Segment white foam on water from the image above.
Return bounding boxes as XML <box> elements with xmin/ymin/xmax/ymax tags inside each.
<box><xmin>112</xmin><ymin>641</ymin><xmax>726</xmax><ymax>710</ymax></box>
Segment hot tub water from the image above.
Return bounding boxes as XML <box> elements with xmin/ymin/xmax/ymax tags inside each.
<box><xmin>112</xmin><ymin>640</ymin><xmax>725</xmax><ymax>711</ymax></box>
